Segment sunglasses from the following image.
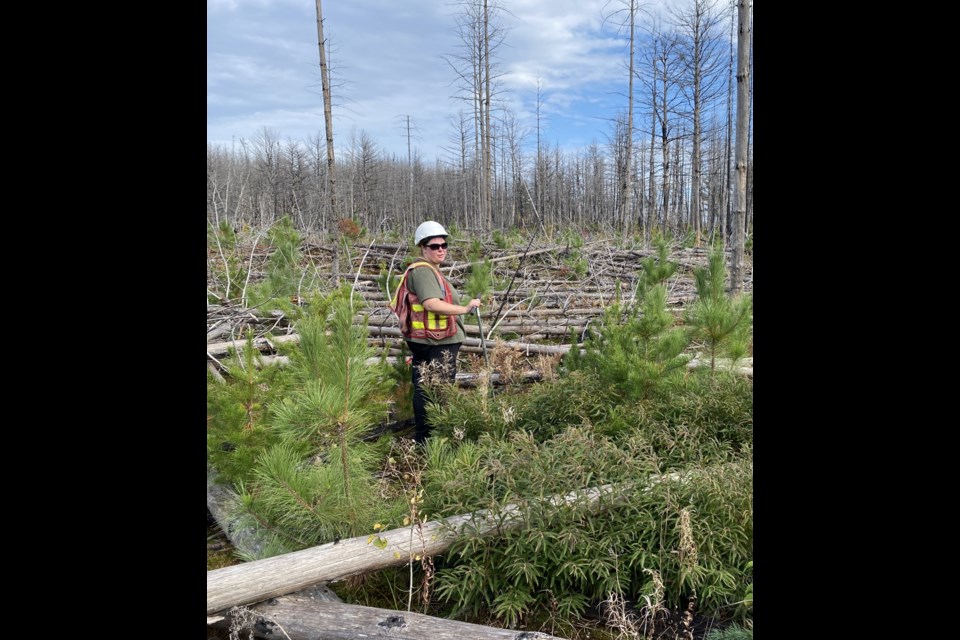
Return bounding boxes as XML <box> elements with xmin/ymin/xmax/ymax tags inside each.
<box><xmin>425</xmin><ymin>242</ymin><xmax>448</xmax><ymax>250</ymax></box>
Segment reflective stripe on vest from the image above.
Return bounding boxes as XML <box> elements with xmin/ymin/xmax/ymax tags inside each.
<box><xmin>410</xmin><ymin>302</ymin><xmax>448</xmax><ymax>331</ymax></box>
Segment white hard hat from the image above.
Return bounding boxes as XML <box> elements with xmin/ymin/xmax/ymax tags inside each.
<box><xmin>414</xmin><ymin>221</ymin><xmax>449</xmax><ymax>246</ymax></box>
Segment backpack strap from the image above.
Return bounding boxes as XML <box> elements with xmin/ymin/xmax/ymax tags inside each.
<box><xmin>406</xmin><ymin>261</ymin><xmax>447</xmax><ymax>297</ymax></box>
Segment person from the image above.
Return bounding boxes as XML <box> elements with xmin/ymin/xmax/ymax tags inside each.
<box><xmin>391</xmin><ymin>221</ymin><xmax>481</xmax><ymax>443</ymax></box>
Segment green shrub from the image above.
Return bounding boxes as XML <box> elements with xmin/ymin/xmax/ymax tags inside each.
<box><xmin>375</xmin><ymin>260</ymin><xmax>402</xmax><ymax>303</ymax></box>
<box><xmin>422</xmin><ymin>429</ymin><xmax>752</xmax><ymax>627</ymax></box>
<box><xmin>207</xmin><ymin>219</ymin><xmax>236</xmax><ymax>248</ymax></box>
<box><xmin>246</xmin><ymin>216</ymin><xmax>308</xmax><ymax>309</ymax></box>
<box><xmin>463</xmin><ymin>258</ymin><xmax>493</xmax><ymax>300</ymax></box>
<box><xmin>685</xmin><ymin>246</ymin><xmax>752</xmax><ymax>369</ymax></box>
<box><xmin>206</xmin><ymin>332</ymin><xmax>290</xmax><ymax>486</ymax></box>
<box><xmin>233</xmin><ymin>295</ymin><xmax>405</xmax><ymax>556</ymax></box>
<box><xmin>367</xmin><ymin>341</ymin><xmax>414</xmax><ymax>425</ymax></box>
<box><xmin>207</xmin><ymin>220</ymin><xmax>248</xmax><ymax>302</ymax></box>
<box><xmin>706</xmin><ymin>623</ymin><xmax>753</xmax><ymax>640</ymax></box>
<box><xmin>560</xmin><ymin>228</ymin><xmax>585</xmax><ymax>249</ymax></box>
<box><xmin>430</xmin><ymin>366</ymin><xmax>752</xmax><ymax>471</ymax></box>
<box><xmin>649</xmin><ymin>373</ymin><xmax>754</xmax><ymax>455</ymax></box>
<box><xmin>466</xmin><ymin>238</ymin><xmax>484</xmax><ymax>262</ymax></box>
<box><xmin>635</xmin><ymin>238</ymin><xmax>677</xmax><ymax>299</ymax></box>
<box><xmin>566</xmin><ymin>286</ymin><xmax>690</xmax><ymax>403</ymax></box>
<box><xmin>235</xmin><ymin>439</ymin><xmax>404</xmax><ymax>556</ymax></box>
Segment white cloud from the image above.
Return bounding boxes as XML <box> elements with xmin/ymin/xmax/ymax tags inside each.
<box><xmin>208</xmin><ymin>0</ymin><xmax>704</xmax><ymax>161</ymax></box>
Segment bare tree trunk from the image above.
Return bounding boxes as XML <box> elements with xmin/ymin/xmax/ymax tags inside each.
<box><xmin>460</xmin><ymin>111</ymin><xmax>470</xmax><ymax>224</ymax></box>
<box><xmin>672</xmin><ymin>0</ymin><xmax>726</xmax><ymax>246</ymax></box>
<box><xmin>724</xmin><ymin>0</ymin><xmax>734</xmax><ymax>244</ymax></box>
<box><xmin>660</xmin><ymin>68</ymin><xmax>670</xmax><ymax>235</ymax></box>
<box><xmin>745</xmin><ymin>16</ymin><xmax>753</xmax><ymax>241</ymax></box>
<box><xmin>535</xmin><ymin>76</ymin><xmax>543</xmax><ymax>230</ymax></box>
<box><xmin>473</xmin><ymin>37</ymin><xmax>482</xmax><ymax>231</ymax></box>
<box><xmin>315</xmin><ymin>0</ymin><xmax>340</xmax><ymax>282</ymax></box>
<box><xmin>730</xmin><ymin>0</ymin><xmax>750</xmax><ymax>293</ymax></box>
<box><xmin>671</xmin><ymin>136</ymin><xmax>684</xmax><ymax>226</ymax></box>
<box><xmin>406</xmin><ymin>115</ymin><xmax>414</xmax><ymax>217</ymax></box>
<box><xmin>620</xmin><ymin>0</ymin><xmax>637</xmax><ymax>235</ymax></box>
<box><xmin>636</xmin><ymin>137</ymin><xmax>646</xmax><ymax>235</ymax></box>
<box><xmin>483</xmin><ymin>0</ymin><xmax>493</xmax><ymax>232</ymax></box>
<box><xmin>647</xmin><ymin>78</ymin><xmax>656</xmax><ymax>242</ymax></box>
<box><xmin>691</xmin><ymin>111</ymin><xmax>701</xmax><ymax>244</ymax></box>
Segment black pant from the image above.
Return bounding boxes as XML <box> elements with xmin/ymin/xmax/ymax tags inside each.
<box><xmin>406</xmin><ymin>341</ymin><xmax>461</xmax><ymax>443</ymax></box>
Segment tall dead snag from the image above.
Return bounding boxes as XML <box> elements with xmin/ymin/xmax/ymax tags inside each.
<box><xmin>608</xmin><ymin>0</ymin><xmax>639</xmax><ymax>235</ymax></box>
<box><xmin>315</xmin><ymin>0</ymin><xmax>340</xmax><ymax>281</ymax></box>
<box><xmin>673</xmin><ymin>0</ymin><xmax>727</xmax><ymax>246</ymax></box>
<box><xmin>730</xmin><ymin>0</ymin><xmax>750</xmax><ymax>293</ymax></box>
<box><xmin>482</xmin><ymin>0</ymin><xmax>493</xmax><ymax>230</ymax></box>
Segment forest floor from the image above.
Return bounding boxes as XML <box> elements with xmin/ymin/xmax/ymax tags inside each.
<box><xmin>206</xmin><ymin>241</ymin><xmax>752</xmax><ymax>639</ymax></box>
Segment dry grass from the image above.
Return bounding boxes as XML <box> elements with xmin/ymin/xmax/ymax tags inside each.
<box><xmin>488</xmin><ymin>339</ymin><xmax>523</xmax><ymax>384</ymax></box>
<box><xmin>227</xmin><ymin>605</ymin><xmax>293</xmax><ymax>640</ymax></box>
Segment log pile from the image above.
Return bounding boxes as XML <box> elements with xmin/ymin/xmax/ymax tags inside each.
<box><xmin>207</xmin><ymin>239</ymin><xmax>753</xmax><ymax>372</ymax></box>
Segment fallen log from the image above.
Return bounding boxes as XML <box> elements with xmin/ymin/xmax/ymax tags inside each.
<box><xmin>212</xmin><ymin>597</ymin><xmax>564</xmax><ymax>640</ymax></box>
<box><xmin>207</xmin><ymin>481</ymin><xmax>627</xmax><ymax>615</ymax></box>
<box><xmin>236</xmin><ymin>356</ymin><xmax>546</xmax><ymax>386</ymax></box>
<box><xmin>208</xmin><ymin>464</ymin><xmax>269</xmax><ymax>560</ymax></box>
<box><xmin>207</xmin><ymin>331</ymin><xmax>569</xmax><ymax>359</ymax></box>
<box><xmin>207</xmin><ymin>579</ymin><xmax>343</xmax><ymax>628</ymax></box>
<box><xmin>366</xmin><ymin>325</ymin><xmax>576</xmax><ymax>349</ymax></box>
<box><xmin>216</xmin><ymin>342</ymin><xmax>752</xmax><ymax>378</ymax></box>
<box><xmin>686</xmin><ymin>356</ymin><xmax>753</xmax><ymax>379</ymax></box>
<box><xmin>207</xmin><ymin>333</ymin><xmax>301</xmax><ymax>358</ymax></box>
<box><xmin>439</xmin><ymin>239</ymin><xmax>612</xmax><ymax>273</ymax></box>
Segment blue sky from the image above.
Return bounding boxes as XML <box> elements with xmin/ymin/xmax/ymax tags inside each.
<box><xmin>207</xmin><ymin>0</ymin><xmax>676</xmax><ymax>163</ymax></box>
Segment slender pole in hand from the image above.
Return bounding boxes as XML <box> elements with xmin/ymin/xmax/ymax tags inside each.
<box><xmin>474</xmin><ymin>307</ymin><xmax>490</xmax><ymax>369</ymax></box>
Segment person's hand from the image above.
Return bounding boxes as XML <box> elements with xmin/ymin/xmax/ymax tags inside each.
<box><xmin>466</xmin><ymin>299</ymin><xmax>481</xmax><ymax>312</ymax></box>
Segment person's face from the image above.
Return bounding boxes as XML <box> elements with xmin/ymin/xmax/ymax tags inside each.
<box><xmin>421</xmin><ymin>237</ymin><xmax>448</xmax><ymax>263</ymax></box>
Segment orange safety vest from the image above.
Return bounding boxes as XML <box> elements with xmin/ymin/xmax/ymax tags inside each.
<box><xmin>390</xmin><ymin>261</ymin><xmax>459</xmax><ymax>340</ymax></box>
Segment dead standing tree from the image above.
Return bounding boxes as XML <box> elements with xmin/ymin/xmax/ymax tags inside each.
<box><xmin>672</xmin><ymin>0</ymin><xmax>729</xmax><ymax>246</ymax></box>
<box><xmin>315</xmin><ymin>0</ymin><xmax>340</xmax><ymax>282</ymax></box>
<box><xmin>442</xmin><ymin>0</ymin><xmax>506</xmax><ymax>233</ymax></box>
<box><xmin>636</xmin><ymin>16</ymin><xmax>683</xmax><ymax>237</ymax></box>
<box><xmin>482</xmin><ymin>0</ymin><xmax>493</xmax><ymax>231</ymax></box>
<box><xmin>730</xmin><ymin>0</ymin><xmax>750</xmax><ymax>293</ymax></box>
<box><xmin>653</xmin><ymin>27</ymin><xmax>684</xmax><ymax>236</ymax></box>
<box><xmin>604</xmin><ymin>0</ymin><xmax>643</xmax><ymax>237</ymax></box>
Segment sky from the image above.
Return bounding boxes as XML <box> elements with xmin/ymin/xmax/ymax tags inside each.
<box><xmin>207</xmin><ymin>0</ymin><xmax>680</xmax><ymax>164</ymax></box>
